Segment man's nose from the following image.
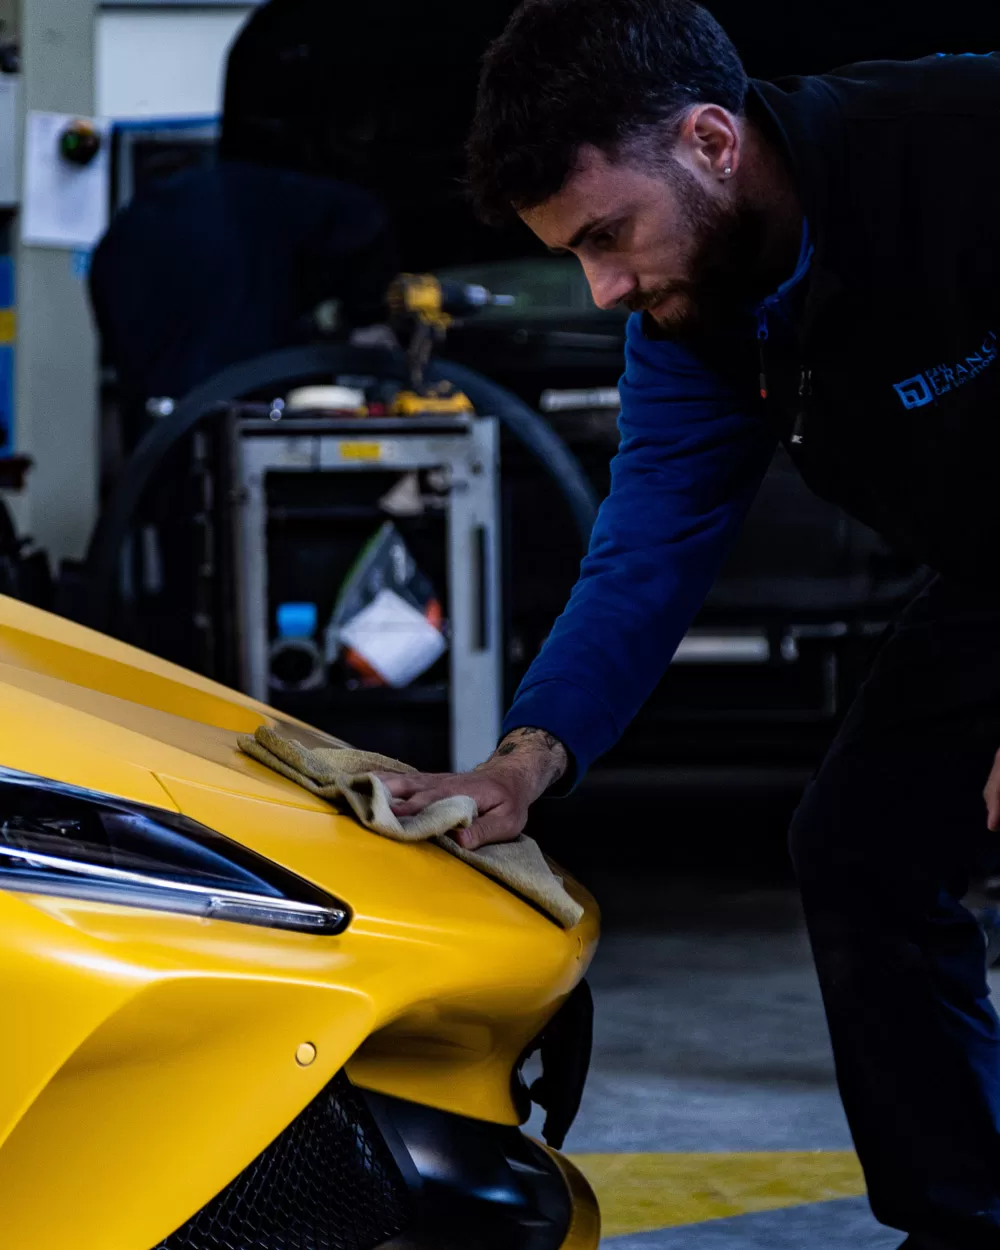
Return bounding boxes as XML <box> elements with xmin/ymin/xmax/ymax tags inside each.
<box><xmin>581</xmin><ymin>261</ymin><xmax>636</xmax><ymax>312</ymax></box>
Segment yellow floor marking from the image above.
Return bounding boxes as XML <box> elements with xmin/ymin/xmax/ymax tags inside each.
<box><xmin>568</xmin><ymin>1151</ymin><xmax>866</xmax><ymax>1236</ymax></box>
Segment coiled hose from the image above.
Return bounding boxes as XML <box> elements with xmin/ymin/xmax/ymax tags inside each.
<box><xmin>82</xmin><ymin>343</ymin><xmax>600</xmax><ymax>633</ymax></box>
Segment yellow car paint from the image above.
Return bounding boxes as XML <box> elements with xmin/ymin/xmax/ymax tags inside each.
<box><xmin>0</xmin><ymin>596</ymin><xmax>599</xmax><ymax>1249</ymax></box>
<box><xmin>544</xmin><ymin>1147</ymin><xmax>603</xmax><ymax>1249</ymax></box>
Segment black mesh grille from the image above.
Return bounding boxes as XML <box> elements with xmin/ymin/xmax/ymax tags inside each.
<box><xmin>152</xmin><ymin>1071</ymin><xmax>412</xmax><ymax>1250</ymax></box>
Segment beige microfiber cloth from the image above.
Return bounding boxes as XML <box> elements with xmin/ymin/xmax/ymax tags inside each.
<box><xmin>238</xmin><ymin>724</ymin><xmax>584</xmax><ymax>929</ymax></box>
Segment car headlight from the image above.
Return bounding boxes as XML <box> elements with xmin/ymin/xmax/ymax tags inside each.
<box><xmin>0</xmin><ymin>767</ymin><xmax>349</xmax><ymax>934</ymax></box>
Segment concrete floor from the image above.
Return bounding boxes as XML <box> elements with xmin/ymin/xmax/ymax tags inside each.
<box><xmin>546</xmin><ymin>881</ymin><xmax>904</xmax><ymax>1248</ymax></box>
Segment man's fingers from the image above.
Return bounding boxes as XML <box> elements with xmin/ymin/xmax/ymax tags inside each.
<box><xmin>389</xmin><ymin>793</ymin><xmax>448</xmax><ymax>817</ymax></box>
<box><xmin>375</xmin><ymin>773</ymin><xmax>429</xmax><ymax>799</ymax></box>
<box><xmin>387</xmin><ymin>795</ymin><xmax>516</xmax><ymax>837</ymax></box>
<box><xmin>453</xmin><ymin>811</ymin><xmax>522</xmax><ymax>851</ymax></box>
<box><xmin>385</xmin><ymin>783</ymin><xmax>491</xmax><ymax>818</ymax></box>
<box><xmin>371</xmin><ymin>771</ymin><xmax>526</xmax><ymax>845</ymax></box>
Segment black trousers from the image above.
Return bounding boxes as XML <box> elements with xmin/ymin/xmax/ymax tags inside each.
<box><xmin>790</xmin><ymin>577</ymin><xmax>1000</xmax><ymax>1248</ymax></box>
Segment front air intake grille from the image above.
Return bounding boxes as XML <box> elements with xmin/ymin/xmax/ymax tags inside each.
<box><xmin>153</xmin><ymin>1071</ymin><xmax>412</xmax><ymax>1250</ymax></box>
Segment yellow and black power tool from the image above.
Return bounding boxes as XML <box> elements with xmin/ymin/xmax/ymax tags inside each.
<box><xmin>387</xmin><ymin>273</ymin><xmax>514</xmax><ymax>416</ymax></box>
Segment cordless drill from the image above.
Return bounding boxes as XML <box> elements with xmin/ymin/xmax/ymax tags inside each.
<box><xmin>387</xmin><ymin>274</ymin><xmax>514</xmax><ymax>414</ymax></box>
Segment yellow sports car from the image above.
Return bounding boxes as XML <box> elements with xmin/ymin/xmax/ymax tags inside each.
<box><xmin>0</xmin><ymin>597</ymin><xmax>600</xmax><ymax>1250</ymax></box>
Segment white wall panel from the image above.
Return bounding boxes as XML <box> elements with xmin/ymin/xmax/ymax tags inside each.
<box><xmin>15</xmin><ymin>0</ymin><xmax>99</xmax><ymax>561</ymax></box>
<box><xmin>96</xmin><ymin>7</ymin><xmax>252</xmax><ymax>118</ymax></box>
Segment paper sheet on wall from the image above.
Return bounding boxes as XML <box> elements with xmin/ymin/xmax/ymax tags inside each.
<box><xmin>21</xmin><ymin>112</ymin><xmax>111</xmax><ymax>249</ymax></box>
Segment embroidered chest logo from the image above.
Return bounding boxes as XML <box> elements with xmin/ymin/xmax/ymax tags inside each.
<box><xmin>894</xmin><ymin>331</ymin><xmax>998</xmax><ymax>410</ymax></box>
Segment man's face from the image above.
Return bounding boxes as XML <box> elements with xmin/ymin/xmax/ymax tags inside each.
<box><xmin>520</xmin><ymin>142</ymin><xmax>769</xmax><ymax>339</ymax></box>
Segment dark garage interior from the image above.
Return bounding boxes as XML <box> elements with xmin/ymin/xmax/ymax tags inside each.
<box><xmin>3</xmin><ymin>2</ymin><xmax>1000</xmax><ymax>1248</ymax></box>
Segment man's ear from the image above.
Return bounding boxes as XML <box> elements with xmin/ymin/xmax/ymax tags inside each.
<box><xmin>676</xmin><ymin>104</ymin><xmax>740</xmax><ymax>181</ymax></box>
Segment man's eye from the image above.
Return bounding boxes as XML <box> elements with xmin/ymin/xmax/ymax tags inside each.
<box><xmin>592</xmin><ymin>229</ymin><xmax>617</xmax><ymax>252</ymax></box>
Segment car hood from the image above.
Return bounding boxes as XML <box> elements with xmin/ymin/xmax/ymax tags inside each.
<box><xmin>0</xmin><ymin>595</ymin><xmax>342</xmax><ymax>815</ymax></box>
<box><xmin>0</xmin><ymin>596</ymin><xmax>597</xmax><ymax>937</ymax></box>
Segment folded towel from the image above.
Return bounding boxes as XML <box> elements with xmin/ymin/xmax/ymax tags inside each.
<box><xmin>238</xmin><ymin>724</ymin><xmax>584</xmax><ymax>929</ymax></box>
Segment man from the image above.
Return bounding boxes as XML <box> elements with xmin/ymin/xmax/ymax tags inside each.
<box><xmin>379</xmin><ymin>2</ymin><xmax>1000</xmax><ymax>1245</ymax></box>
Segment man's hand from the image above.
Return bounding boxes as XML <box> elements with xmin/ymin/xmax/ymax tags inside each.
<box><xmin>376</xmin><ymin>727</ymin><xmax>569</xmax><ymax>851</ymax></box>
<box><xmin>985</xmin><ymin>748</ymin><xmax>1000</xmax><ymax>832</ymax></box>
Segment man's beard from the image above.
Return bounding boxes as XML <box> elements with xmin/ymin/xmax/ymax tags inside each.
<box><xmin>625</xmin><ymin>163</ymin><xmax>773</xmax><ymax>340</ymax></box>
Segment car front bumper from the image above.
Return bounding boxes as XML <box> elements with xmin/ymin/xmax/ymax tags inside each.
<box><xmin>152</xmin><ymin>1070</ymin><xmax>599</xmax><ymax>1250</ymax></box>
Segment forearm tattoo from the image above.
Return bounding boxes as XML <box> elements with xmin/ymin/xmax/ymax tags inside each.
<box><xmin>490</xmin><ymin>720</ymin><xmax>567</xmax><ymax>765</ymax></box>
<box><xmin>477</xmin><ymin>726</ymin><xmax>568</xmax><ymax>789</ymax></box>
<box><xmin>494</xmin><ymin>726</ymin><xmax>563</xmax><ymax>758</ymax></box>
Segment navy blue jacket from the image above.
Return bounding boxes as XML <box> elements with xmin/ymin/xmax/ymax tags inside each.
<box><xmin>503</xmin><ymin>54</ymin><xmax>1000</xmax><ymax>780</ymax></box>
<box><xmin>502</xmin><ymin>315</ymin><xmax>776</xmax><ymax>779</ymax></box>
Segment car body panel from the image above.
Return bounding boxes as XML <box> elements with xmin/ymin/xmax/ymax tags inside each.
<box><xmin>0</xmin><ymin>601</ymin><xmax>336</xmax><ymax>810</ymax></box>
<box><xmin>543</xmin><ymin>1148</ymin><xmax>603</xmax><ymax>1250</ymax></box>
<box><xmin>0</xmin><ymin>596</ymin><xmax>598</xmax><ymax>1248</ymax></box>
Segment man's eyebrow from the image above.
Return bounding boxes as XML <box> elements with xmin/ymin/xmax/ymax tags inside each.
<box><xmin>548</xmin><ymin>217</ymin><xmax>609</xmax><ymax>254</ymax></box>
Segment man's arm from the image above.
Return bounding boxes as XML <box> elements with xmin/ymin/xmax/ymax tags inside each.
<box><xmin>379</xmin><ymin>315</ymin><xmax>776</xmax><ymax>847</ymax></box>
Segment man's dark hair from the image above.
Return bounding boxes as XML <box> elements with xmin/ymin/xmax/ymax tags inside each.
<box><xmin>467</xmin><ymin>0</ymin><xmax>748</xmax><ymax>224</ymax></box>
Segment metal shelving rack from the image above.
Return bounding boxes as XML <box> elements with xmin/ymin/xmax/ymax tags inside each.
<box><xmin>231</xmin><ymin>413</ymin><xmax>502</xmax><ymax>773</ymax></box>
